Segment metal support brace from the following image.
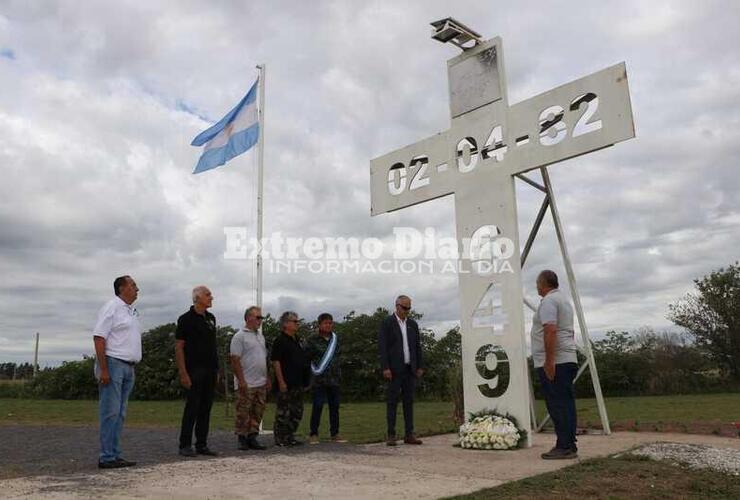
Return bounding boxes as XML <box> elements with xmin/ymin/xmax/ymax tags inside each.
<box><xmin>516</xmin><ymin>173</ymin><xmax>547</xmax><ymax>193</ymax></box>
<box><xmin>521</xmin><ymin>196</ymin><xmax>550</xmax><ymax>267</ymax></box>
<box><xmin>540</xmin><ymin>167</ymin><xmax>610</xmax><ymax>434</ymax></box>
<box><xmin>516</xmin><ymin>168</ymin><xmax>611</xmax><ymax>435</ymax></box>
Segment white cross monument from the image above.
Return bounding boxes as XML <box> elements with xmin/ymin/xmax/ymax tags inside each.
<box><xmin>370</xmin><ymin>19</ymin><xmax>635</xmax><ymax>445</ymax></box>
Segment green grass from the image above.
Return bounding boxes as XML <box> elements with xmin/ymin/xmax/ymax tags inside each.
<box><xmin>444</xmin><ymin>454</ymin><xmax>740</xmax><ymax>499</ymax></box>
<box><xmin>542</xmin><ymin>393</ymin><xmax>740</xmax><ymax>427</ymax></box>
<box><xmin>0</xmin><ymin>399</ymin><xmax>456</xmax><ymax>444</ymax></box>
<box><xmin>0</xmin><ymin>393</ymin><xmax>737</xmax><ymax>443</ymax></box>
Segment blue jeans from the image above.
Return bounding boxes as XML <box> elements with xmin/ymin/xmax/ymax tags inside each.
<box><xmin>98</xmin><ymin>356</ymin><xmax>136</xmax><ymax>463</ymax></box>
<box><xmin>537</xmin><ymin>362</ymin><xmax>578</xmax><ymax>451</ymax></box>
<box><xmin>309</xmin><ymin>385</ymin><xmax>340</xmax><ymax>437</ymax></box>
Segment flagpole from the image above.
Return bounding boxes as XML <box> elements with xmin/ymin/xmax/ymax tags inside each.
<box><xmin>255</xmin><ymin>64</ymin><xmax>266</xmax><ymax>309</ymax></box>
<box><xmin>255</xmin><ymin>64</ymin><xmax>269</xmax><ymax>436</ymax></box>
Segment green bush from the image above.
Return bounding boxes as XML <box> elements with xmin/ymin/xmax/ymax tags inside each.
<box><xmin>571</xmin><ymin>330</ymin><xmax>733</xmax><ymax>398</ymax></box>
<box><xmin>6</xmin><ymin>308</ymin><xmax>463</xmax><ymax>401</ymax></box>
<box><xmin>130</xmin><ymin>323</ymin><xmax>181</xmax><ymax>400</ymax></box>
<box><xmin>0</xmin><ymin>379</ymin><xmax>30</xmax><ymax>398</ymax></box>
<box><xmin>10</xmin><ymin>311</ymin><xmax>734</xmax><ymax>401</ymax></box>
<box><xmin>27</xmin><ymin>358</ymin><xmax>97</xmax><ymax>399</ymax></box>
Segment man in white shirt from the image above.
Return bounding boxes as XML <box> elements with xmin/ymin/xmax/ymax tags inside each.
<box><xmin>93</xmin><ymin>275</ymin><xmax>142</xmax><ymax>469</ymax></box>
<box><xmin>230</xmin><ymin>305</ymin><xmax>269</xmax><ymax>451</ymax></box>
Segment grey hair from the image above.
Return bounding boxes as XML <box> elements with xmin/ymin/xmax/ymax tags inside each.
<box><xmin>395</xmin><ymin>294</ymin><xmax>411</xmax><ymax>304</ymax></box>
<box><xmin>244</xmin><ymin>305</ymin><xmax>261</xmax><ymax>321</ymax></box>
<box><xmin>192</xmin><ymin>285</ymin><xmax>210</xmax><ymax>303</ymax></box>
<box><xmin>538</xmin><ymin>270</ymin><xmax>559</xmax><ymax>288</ymax></box>
<box><xmin>279</xmin><ymin>311</ymin><xmax>299</xmax><ymax>328</ymax></box>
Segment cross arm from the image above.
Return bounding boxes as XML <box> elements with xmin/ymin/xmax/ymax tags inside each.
<box><xmin>503</xmin><ymin>62</ymin><xmax>635</xmax><ymax>176</ymax></box>
<box><xmin>369</xmin><ymin>130</ymin><xmax>454</xmax><ymax>216</ymax></box>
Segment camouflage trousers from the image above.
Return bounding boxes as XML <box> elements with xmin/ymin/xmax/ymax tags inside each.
<box><xmin>235</xmin><ymin>385</ymin><xmax>267</xmax><ymax>436</ymax></box>
<box><xmin>273</xmin><ymin>388</ymin><xmax>304</xmax><ymax>445</ymax></box>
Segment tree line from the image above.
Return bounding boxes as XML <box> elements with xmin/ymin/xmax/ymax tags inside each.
<box><xmin>1</xmin><ymin>308</ymin><xmax>461</xmax><ymax>401</ymax></box>
<box><xmin>0</xmin><ymin>362</ymin><xmax>34</xmax><ymax>380</ymax></box>
<box><xmin>1</xmin><ymin>262</ymin><xmax>737</xmax><ymax>401</ymax></box>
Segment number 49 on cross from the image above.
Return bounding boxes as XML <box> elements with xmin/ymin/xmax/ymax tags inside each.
<box><xmin>369</xmin><ymin>19</ymin><xmax>635</xmax><ymax>446</ymax></box>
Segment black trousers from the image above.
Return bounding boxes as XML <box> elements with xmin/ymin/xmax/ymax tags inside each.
<box><xmin>386</xmin><ymin>365</ymin><xmax>416</xmax><ymax>437</ymax></box>
<box><xmin>179</xmin><ymin>368</ymin><xmax>216</xmax><ymax>450</ymax></box>
<box><xmin>310</xmin><ymin>384</ymin><xmax>340</xmax><ymax>437</ymax></box>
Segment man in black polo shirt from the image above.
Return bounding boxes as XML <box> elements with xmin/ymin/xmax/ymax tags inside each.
<box><xmin>271</xmin><ymin>311</ymin><xmax>310</xmax><ymax>447</ymax></box>
<box><xmin>176</xmin><ymin>285</ymin><xmax>219</xmax><ymax>457</ymax></box>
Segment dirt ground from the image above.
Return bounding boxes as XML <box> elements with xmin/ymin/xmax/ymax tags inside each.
<box><xmin>1</xmin><ymin>427</ymin><xmax>739</xmax><ymax>499</ymax></box>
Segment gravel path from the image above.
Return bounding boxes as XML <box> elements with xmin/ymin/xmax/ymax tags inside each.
<box><xmin>630</xmin><ymin>442</ymin><xmax>740</xmax><ymax>476</ymax></box>
<box><xmin>0</xmin><ymin>424</ymin><xmax>348</xmax><ymax>479</ymax></box>
<box><xmin>2</xmin><ymin>427</ymin><xmax>739</xmax><ymax>499</ymax></box>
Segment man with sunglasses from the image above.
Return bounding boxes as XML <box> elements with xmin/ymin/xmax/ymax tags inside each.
<box><xmin>271</xmin><ymin>311</ymin><xmax>310</xmax><ymax>446</ymax></box>
<box><xmin>230</xmin><ymin>306</ymin><xmax>269</xmax><ymax>451</ymax></box>
<box><xmin>378</xmin><ymin>295</ymin><xmax>424</xmax><ymax>446</ymax></box>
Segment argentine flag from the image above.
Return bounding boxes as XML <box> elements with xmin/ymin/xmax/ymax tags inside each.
<box><xmin>191</xmin><ymin>79</ymin><xmax>259</xmax><ymax>174</ymax></box>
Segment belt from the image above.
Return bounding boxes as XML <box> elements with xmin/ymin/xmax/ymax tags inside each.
<box><xmin>110</xmin><ymin>356</ymin><xmax>136</xmax><ymax>366</ymax></box>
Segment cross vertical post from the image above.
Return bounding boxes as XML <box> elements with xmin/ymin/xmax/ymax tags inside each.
<box><xmin>370</xmin><ymin>31</ymin><xmax>634</xmax><ymax>446</ymax></box>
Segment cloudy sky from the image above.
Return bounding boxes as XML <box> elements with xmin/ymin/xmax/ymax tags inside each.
<box><xmin>1</xmin><ymin>0</ymin><xmax>738</xmax><ymax>365</ymax></box>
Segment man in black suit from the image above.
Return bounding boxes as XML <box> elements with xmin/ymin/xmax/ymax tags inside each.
<box><xmin>378</xmin><ymin>294</ymin><xmax>424</xmax><ymax>446</ymax></box>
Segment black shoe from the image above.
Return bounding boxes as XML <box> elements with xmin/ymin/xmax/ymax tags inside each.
<box><xmin>287</xmin><ymin>438</ymin><xmax>304</xmax><ymax>447</ymax></box>
<box><xmin>248</xmin><ymin>434</ymin><xmax>267</xmax><ymax>450</ymax></box>
<box><xmin>98</xmin><ymin>460</ymin><xmax>125</xmax><ymax>469</ymax></box>
<box><xmin>238</xmin><ymin>435</ymin><xmax>250</xmax><ymax>451</ymax></box>
<box><xmin>404</xmin><ymin>434</ymin><xmax>423</xmax><ymax>445</ymax></box>
<box><xmin>541</xmin><ymin>447</ymin><xmax>578</xmax><ymax>460</ymax></box>
<box><xmin>196</xmin><ymin>447</ymin><xmax>219</xmax><ymax>456</ymax></box>
<box><xmin>179</xmin><ymin>447</ymin><xmax>197</xmax><ymax>457</ymax></box>
<box><xmin>386</xmin><ymin>434</ymin><xmax>397</xmax><ymax>446</ymax></box>
<box><xmin>115</xmin><ymin>458</ymin><xmax>136</xmax><ymax>467</ymax></box>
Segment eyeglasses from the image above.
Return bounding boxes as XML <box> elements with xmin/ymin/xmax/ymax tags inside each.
<box><xmin>396</xmin><ymin>304</ymin><xmax>411</xmax><ymax>311</ymax></box>
<box><xmin>254</xmin><ymin>316</ymin><xmax>265</xmax><ymax>320</ymax></box>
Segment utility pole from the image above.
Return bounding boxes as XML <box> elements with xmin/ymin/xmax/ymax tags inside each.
<box><xmin>33</xmin><ymin>332</ymin><xmax>39</xmax><ymax>377</ymax></box>
<box><xmin>224</xmin><ymin>351</ymin><xmax>231</xmax><ymax>417</ymax></box>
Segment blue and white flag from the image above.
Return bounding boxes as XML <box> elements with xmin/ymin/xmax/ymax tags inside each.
<box><xmin>191</xmin><ymin>79</ymin><xmax>259</xmax><ymax>174</ymax></box>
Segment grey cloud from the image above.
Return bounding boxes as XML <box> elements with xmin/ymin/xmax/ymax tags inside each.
<box><xmin>1</xmin><ymin>0</ymin><xmax>739</xmax><ymax>365</ymax></box>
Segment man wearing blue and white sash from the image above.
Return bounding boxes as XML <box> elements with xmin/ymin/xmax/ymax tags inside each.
<box><xmin>306</xmin><ymin>313</ymin><xmax>346</xmax><ymax>444</ymax></box>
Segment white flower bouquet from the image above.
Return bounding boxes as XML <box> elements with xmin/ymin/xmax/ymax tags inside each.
<box><xmin>458</xmin><ymin>410</ymin><xmax>526</xmax><ymax>450</ymax></box>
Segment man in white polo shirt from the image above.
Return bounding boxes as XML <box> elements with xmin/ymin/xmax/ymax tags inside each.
<box><xmin>531</xmin><ymin>270</ymin><xmax>579</xmax><ymax>460</ymax></box>
<box><xmin>230</xmin><ymin>305</ymin><xmax>269</xmax><ymax>451</ymax></box>
<box><xmin>93</xmin><ymin>275</ymin><xmax>142</xmax><ymax>469</ymax></box>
